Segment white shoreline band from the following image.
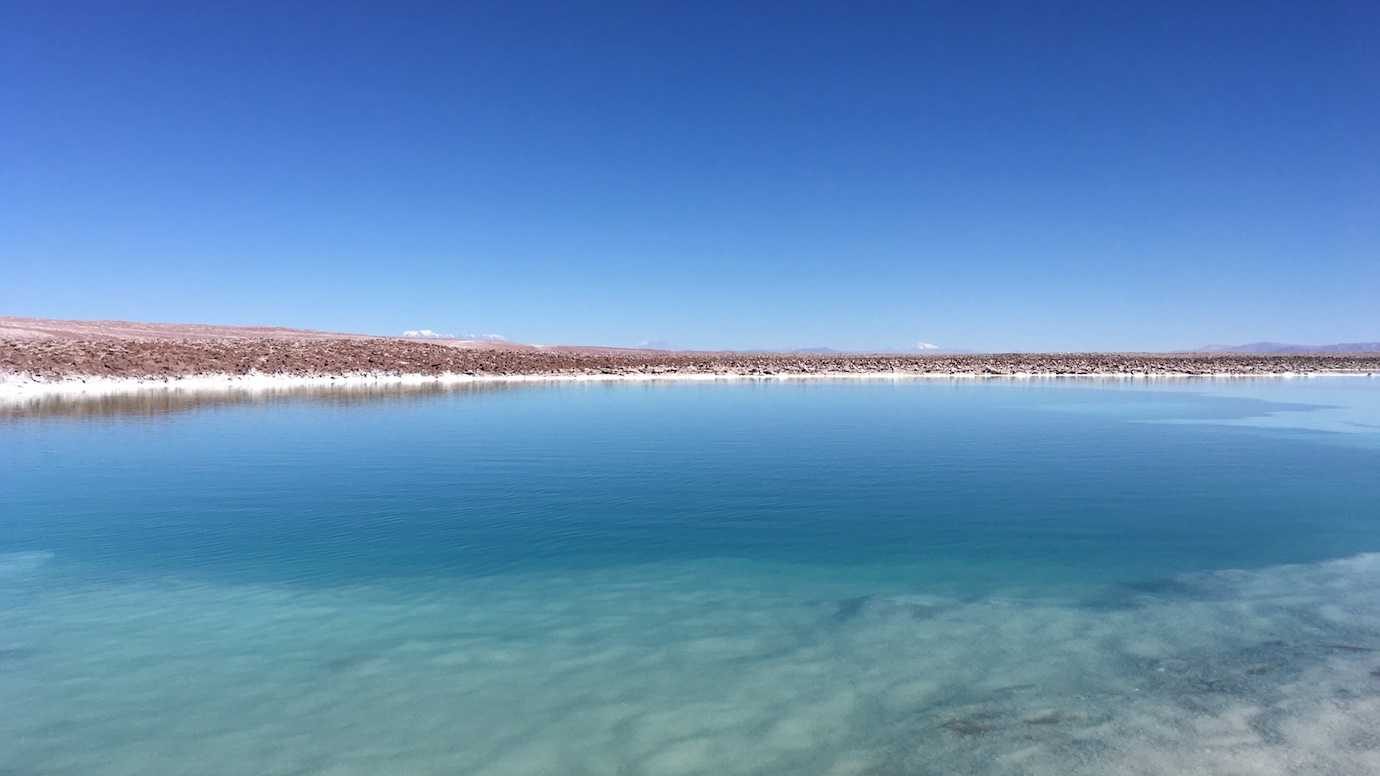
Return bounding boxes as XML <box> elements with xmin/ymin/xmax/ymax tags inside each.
<box><xmin>2</xmin><ymin>370</ymin><xmax>1374</xmax><ymax>408</ymax></box>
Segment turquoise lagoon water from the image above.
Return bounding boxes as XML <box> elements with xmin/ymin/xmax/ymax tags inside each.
<box><xmin>3</xmin><ymin>377</ymin><xmax>1380</xmax><ymax>775</ymax></box>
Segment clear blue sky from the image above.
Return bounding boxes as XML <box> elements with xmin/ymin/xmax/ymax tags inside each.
<box><xmin>3</xmin><ymin>2</ymin><xmax>1376</xmax><ymax>351</ymax></box>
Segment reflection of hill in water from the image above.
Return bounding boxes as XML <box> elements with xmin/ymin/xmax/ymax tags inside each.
<box><xmin>1</xmin><ymin>381</ymin><xmax>526</xmax><ymax>421</ymax></box>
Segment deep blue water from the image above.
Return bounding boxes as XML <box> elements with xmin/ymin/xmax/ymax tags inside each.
<box><xmin>3</xmin><ymin>378</ymin><xmax>1380</xmax><ymax>775</ymax></box>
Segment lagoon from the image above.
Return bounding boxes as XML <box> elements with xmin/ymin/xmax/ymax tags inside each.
<box><xmin>3</xmin><ymin>378</ymin><xmax>1379</xmax><ymax>774</ymax></box>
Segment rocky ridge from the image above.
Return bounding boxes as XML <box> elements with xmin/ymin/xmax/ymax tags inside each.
<box><xmin>3</xmin><ymin>337</ymin><xmax>1378</xmax><ymax>381</ymax></box>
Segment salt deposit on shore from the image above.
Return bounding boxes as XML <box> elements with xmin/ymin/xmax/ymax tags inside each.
<box><xmin>2</xmin><ymin>368</ymin><xmax>1375</xmax><ymax>410</ymax></box>
<box><xmin>3</xmin><ymin>323</ymin><xmax>1376</xmax><ymax>409</ymax></box>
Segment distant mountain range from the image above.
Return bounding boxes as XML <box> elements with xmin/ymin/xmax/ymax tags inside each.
<box><xmin>1198</xmin><ymin>342</ymin><xmax>1380</xmax><ymax>354</ymax></box>
<box><xmin>782</xmin><ymin>345</ymin><xmax>974</xmax><ymax>355</ymax></box>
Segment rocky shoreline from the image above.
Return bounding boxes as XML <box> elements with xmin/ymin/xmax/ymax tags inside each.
<box><xmin>3</xmin><ymin>337</ymin><xmax>1379</xmax><ymax>382</ymax></box>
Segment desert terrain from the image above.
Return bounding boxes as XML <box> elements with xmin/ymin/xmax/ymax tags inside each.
<box><xmin>3</xmin><ymin>316</ymin><xmax>1379</xmax><ymax>381</ymax></box>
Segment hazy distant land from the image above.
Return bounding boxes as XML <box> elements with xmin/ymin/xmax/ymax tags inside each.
<box><xmin>1198</xmin><ymin>341</ymin><xmax>1380</xmax><ymax>354</ymax></box>
<box><xmin>2</xmin><ymin>317</ymin><xmax>1378</xmax><ymax>384</ymax></box>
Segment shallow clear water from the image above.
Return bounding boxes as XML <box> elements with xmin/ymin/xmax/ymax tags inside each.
<box><xmin>3</xmin><ymin>378</ymin><xmax>1380</xmax><ymax>775</ymax></box>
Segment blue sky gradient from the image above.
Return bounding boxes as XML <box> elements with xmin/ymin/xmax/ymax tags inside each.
<box><xmin>3</xmin><ymin>2</ymin><xmax>1377</xmax><ymax>351</ymax></box>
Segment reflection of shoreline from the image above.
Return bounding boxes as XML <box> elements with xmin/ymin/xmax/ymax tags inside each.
<box><xmin>2</xmin><ymin>370</ymin><xmax>1374</xmax><ymax>420</ymax></box>
<box><xmin>0</xmin><ymin>380</ymin><xmax>527</xmax><ymax>420</ymax></box>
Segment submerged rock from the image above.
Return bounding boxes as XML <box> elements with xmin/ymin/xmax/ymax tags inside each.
<box><xmin>940</xmin><ymin>716</ymin><xmax>998</xmax><ymax>737</ymax></box>
<box><xmin>828</xmin><ymin>594</ymin><xmax>947</xmax><ymax>625</ymax></box>
<box><xmin>0</xmin><ymin>647</ymin><xmax>35</xmax><ymax>664</ymax></box>
<box><xmin>1022</xmin><ymin>710</ymin><xmax>1080</xmax><ymax>726</ymax></box>
<box><xmin>831</xmin><ymin>595</ymin><xmax>870</xmax><ymax>623</ymax></box>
